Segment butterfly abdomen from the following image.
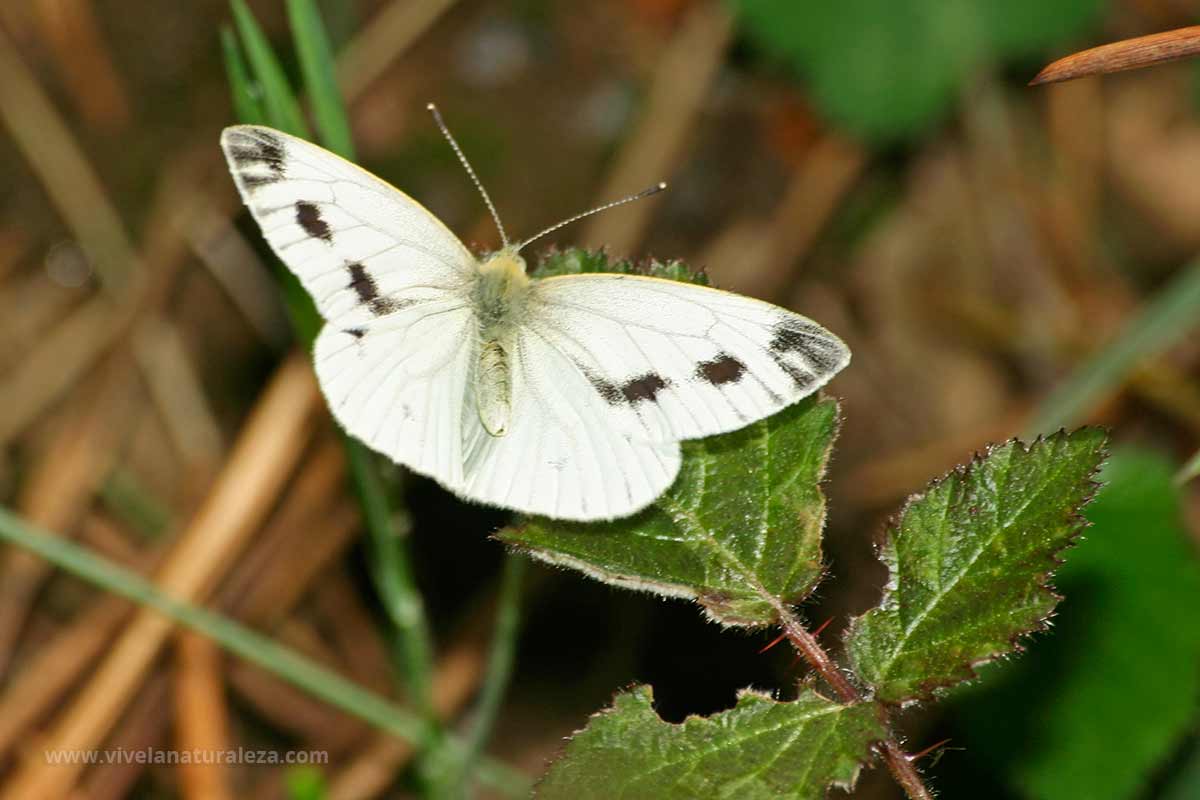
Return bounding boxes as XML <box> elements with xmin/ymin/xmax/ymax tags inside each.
<box><xmin>472</xmin><ymin>249</ymin><xmax>530</xmax><ymax>437</ymax></box>
<box><xmin>476</xmin><ymin>341</ymin><xmax>512</xmax><ymax>436</ymax></box>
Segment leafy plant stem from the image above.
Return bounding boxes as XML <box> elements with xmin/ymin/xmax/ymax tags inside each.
<box><xmin>774</xmin><ymin>601</ymin><xmax>933</xmax><ymax>800</ymax></box>
<box><xmin>345</xmin><ymin>440</ymin><xmax>436</xmax><ymax>720</ymax></box>
<box><xmin>0</xmin><ymin>505</ymin><xmax>531</xmax><ymax>797</ymax></box>
<box><xmin>453</xmin><ymin>554</ymin><xmax>527</xmax><ymax>793</ymax></box>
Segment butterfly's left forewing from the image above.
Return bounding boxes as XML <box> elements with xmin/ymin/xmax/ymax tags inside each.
<box><xmin>522</xmin><ymin>273</ymin><xmax>849</xmax><ymax>444</ymax></box>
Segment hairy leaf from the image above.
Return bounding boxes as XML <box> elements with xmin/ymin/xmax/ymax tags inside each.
<box><xmin>501</xmin><ymin>393</ymin><xmax>839</xmax><ymax>627</ymax></box>
<box><xmin>948</xmin><ymin>449</ymin><xmax>1200</xmax><ymax>800</ymax></box>
<box><xmin>537</xmin><ymin>685</ymin><xmax>885</xmax><ymax>799</ymax></box>
<box><xmin>844</xmin><ymin>428</ymin><xmax>1107</xmax><ymax>703</ymax></box>
<box><xmin>532</xmin><ymin>247</ymin><xmax>710</xmax><ymax>285</ymax></box>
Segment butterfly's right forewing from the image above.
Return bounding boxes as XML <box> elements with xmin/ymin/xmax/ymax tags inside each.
<box><xmin>221</xmin><ymin>125</ymin><xmax>484</xmax><ymax>491</ymax></box>
<box><xmin>221</xmin><ymin>125</ymin><xmax>476</xmax><ymax>328</ymax></box>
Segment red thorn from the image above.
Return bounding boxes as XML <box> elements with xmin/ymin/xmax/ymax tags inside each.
<box><xmin>908</xmin><ymin>738</ymin><xmax>952</xmax><ymax>763</ymax></box>
<box><xmin>812</xmin><ymin>616</ymin><xmax>834</xmax><ymax>637</ymax></box>
<box><xmin>758</xmin><ymin>630</ymin><xmax>788</xmax><ymax>654</ymax></box>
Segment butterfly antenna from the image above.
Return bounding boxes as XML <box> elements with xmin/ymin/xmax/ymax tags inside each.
<box><xmin>515</xmin><ymin>182</ymin><xmax>668</xmax><ymax>253</ymax></box>
<box><xmin>427</xmin><ymin>102</ymin><xmax>510</xmax><ymax>249</ymax></box>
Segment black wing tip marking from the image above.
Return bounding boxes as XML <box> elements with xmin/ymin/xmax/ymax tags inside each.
<box><xmin>767</xmin><ymin>316</ymin><xmax>850</xmax><ymax>389</ymax></box>
<box><xmin>696</xmin><ymin>353</ymin><xmax>746</xmax><ymax>386</ymax></box>
<box><xmin>587</xmin><ymin>370</ymin><xmax>672</xmax><ymax>406</ymax></box>
<box><xmin>295</xmin><ymin>201</ymin><xmax>333</xmax><ymax>242</ymax></box>
<box><xmin>227</xmin><ymin>129</ymin><xmax>287</xmax><ymax>185</ymax></box>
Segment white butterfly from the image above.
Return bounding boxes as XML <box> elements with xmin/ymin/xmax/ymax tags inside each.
<box><xmin>220</xmin><ymin>107</ymin><xmax>849</xmax><ymax>521</ymax></box>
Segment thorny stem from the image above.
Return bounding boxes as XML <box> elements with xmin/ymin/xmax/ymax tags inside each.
<box><xmin>773</xmin><ymin>602</ymin><xmax>933</xmax><ymax>800</ymax></box>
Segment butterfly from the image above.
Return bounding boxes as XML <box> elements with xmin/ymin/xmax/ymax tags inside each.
<box><xmin>220</xmin><ymin>105</ymin><xmax>850</xmax><ymax>521</ymax></box>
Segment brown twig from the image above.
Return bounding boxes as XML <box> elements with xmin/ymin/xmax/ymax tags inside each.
<box><xmin>0</xmin><ymin>358</ymin><xmax>139</xmax><ymax>678</ymax></box>
<box><xmin>0</xmin><ymin>354</ymin><xmax>321</xmax><ymax>798</ymax></box>
<box><xmin>701</xmin><ymin>132</ymin><xmax>866</xmax><ymax>302</ymax></box>
<box><xmin>336</xmin><ymin>0</ymin><xmax>460</xmax><ymax>100</ymax></box>
<box><xmin>32</xmin><ymin>0</ymin><xmax>131</xmax><ymax>131</ymax></box>
<box><xmin>72</xmin><ymin>676</ymin><xmax>172</xmax><ymax>800</ymax></box>
<box><xmin>174</xmin><ymin>632</ymin><xmax>234</xmax><ymax>800</ymax></box>
<box><xmin>770</xmin><ymin>599</ymin><xmax>933</xmax><ymax>799</ymax></box>
<box><xmin>580</xmin><ymin>2</ymin><xmax>734</xmax><ymax>253</ymax></box>
<box><xmin>0</xmin><ymin>22</ymin><xmax>140</xmax><ymax>293</ymax></box>
<box><xmin>1031</xmin><ymin>26</ymin><xmax>1200</xmax><ymax>85</ymax></box>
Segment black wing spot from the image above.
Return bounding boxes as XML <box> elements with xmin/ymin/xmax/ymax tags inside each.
<box><xmin>584</xmin><ymin>369</ymin><xmax>671</xmax><ymax>406</ymax></box>
<box><xmin>296</xmin><ymin>201</ymin><xmax>332</xmax><ymax>242</ymax></box>
<box><xmin>621</xmin><ymin>374</ymin><xmax>670</xmax><ymax>404</ymax></box>
<box><xmin>586</xmin><ymin>372</ymin><xmax>623</xmax><ymax>405</ymax></box>
<box><xmin>696</xmin><ymin>354</ymin><xmax>745</xmax><ymax>386</ymax></box>
<box><xmin>344</xmin><ymin>327</ymin><xmax>366</xmax><ymax>339</ymax></box>
<box><xmin>346</xmin><ymin>262</ymin><xmax>405</xmax><ymax>316</ymax></box>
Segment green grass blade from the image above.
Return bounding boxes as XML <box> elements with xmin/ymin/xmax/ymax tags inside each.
<box><xmin>345</xmin><ymin>441</ymin><xmax>436</xmax><ymax>720</ymax></box>
<box><xmin>452</xmin><ymin>554</ymin><xmax>526</xmax><ymax>794</ymax></box>
<box><xmin>0</xmin><ymin>505</ymin><xmax>532</xmax><ymax>797</ymax></box>
<box><xmin>220</xmin><ymin>25</ymin><xmax>267</xmax><ymax>125</ymax></box>
<box><xmin>1177</xmin><ymin>447</ymin><xmax>1200</xmax><ymax>485</ymax></box>
<box><xmin>286</xmin><ymin>0</ymin><xmax>354</xmax><ymax>159</ymax></box>
<box><xmin>1028</xmin><ymin>257</ymin><xmax>1200</xmax><ymax>435</ymax></box>
<box><xmin>230</xmin><ymin>0</ymin><xmax>310</xmax><ymax>137</ymax></box>
<box><xmin>222</xmin><ymin>6</ymin><xmax>444</xmax><ymax>787</ymax></box>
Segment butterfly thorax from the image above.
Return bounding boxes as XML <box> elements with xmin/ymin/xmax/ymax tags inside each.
<box><xmin>472</xmin><ymin>249</ymin><xmax>530</xmax><ymax>437</ymax></box>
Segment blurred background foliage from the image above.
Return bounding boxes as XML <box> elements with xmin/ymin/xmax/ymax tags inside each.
<box><xmin>0</xmin><ymin>0</ymin><xmax>1197</xmax><ymax>798</ymax></box>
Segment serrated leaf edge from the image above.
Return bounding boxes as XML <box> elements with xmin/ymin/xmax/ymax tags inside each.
<box><xmin>536</xmin><ymin>683</ymin><xmax>882</xmax><ymax>798</ymax></box>
<box><xmin>844</xmin><ymin>428</ymin><xmax>1108</xmax><ymax>705</ymax></box>
<box><xmin>501</xmin><ymin>396</ymin><xmax>840</xmax><ymax>629</ymax></box>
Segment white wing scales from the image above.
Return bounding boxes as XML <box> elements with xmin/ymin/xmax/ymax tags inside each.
<box><xmin>460</xmin><ymin>329</ymin><xmax>682</xmax><ymax>519</ymax></box>
<box><xmin>222</xmin><ymin>124</ymin><xmax>850</xmax><ymax>522</ymax></box>
<box><xmin>524</xmin><ymin>274</ymin><xmax>849</xmax><ymax>444</ymax></box>
<box><xmin>222</xmin><ymin>125</ymin><xmax>474</xmax><ymax>328</ymax></box>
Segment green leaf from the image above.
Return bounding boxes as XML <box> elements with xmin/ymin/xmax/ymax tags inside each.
<box><xmin>537</xmin><ymin>685</ymin><xmax>885</xmax><ymax>800</ymax></box>
<box><xmin>510</xmin><ymin>249</ymin><xmax>834</xmax><ymax>625</ymax></box>
<box><xmin>531</xmin><ymin>248</ymin><xmax>710</xmax><ymax>285</ymax></box>
<box><xmin>230</xmin><ymin>0</ymin><xmax>310</xmax><ymax>137</ymax></box>
<box><xmin>220</xmin><ymin>25</ymin><xmax>267</xmax><ymax>125</ymax></box>
<box><xmin>501</xmin><ymin>394</ymin><xmax>839</xmax><ymax>627</ymax></box>
<box><xmin>844</xmin><ymin>428</ymin><xmax>1108</xmax><ymax>703</ymax></box>
<box><xmin>730</xmin><ymin>0</ymin><xmax>1106</xmax><ymax>142</ymax></box>
<box><xmin>948</xmin><ymin>449</ymin><xmax>1200</xmax><ymax>800</ymax></box>
<box><xmin>287</xmin><ymin>0</ymin><xmax>354</xmax><ymax>159</ymax></box>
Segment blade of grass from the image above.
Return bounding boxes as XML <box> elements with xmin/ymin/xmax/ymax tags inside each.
<box><xmin>287</xmin><ymin>0</ymin><xmax>354</xmax><ymax>159</ymax></box>
<box><xmin>227</xmin><ymin>0</ymin><xmax>441</xmax><ymax>773</ymax></box>
<box><xmin>220</xmin><ymin>25</ymin><xmax>267</xmax><ymax>126</ymax></box>
<box><xmin>230</xmin><ymin>0</ymin><xmax>309</xmax><ymax>137</ymax></box>
<box><xmin>1177</xmin><ymin>448</ymin><xmax>1200</xmax><ymax>485</ymax></box>
<box><xmin>452</xmin><ymin>554</ymin><xmax>526</xmax><ymax>794</ymax></box>
<box><xmin>1028</xmin><ymin>257</ymin><xmax>1200</xmax><ymax>435</ymax></box>
<box><xmin>0</xmin><ymin>506</ymin><xmax>530</xmax><ymax>798</ymax></box>
<box><xmin>345</xmin><ymin>442</ymin><xmax>436</xmax><ymax>720</ymax></box>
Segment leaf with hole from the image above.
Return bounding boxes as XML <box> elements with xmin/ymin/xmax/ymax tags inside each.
<box><xmin>537</xmin><ymin>685</ymin><xmax>885</xmax><ymax>799</ymax></box>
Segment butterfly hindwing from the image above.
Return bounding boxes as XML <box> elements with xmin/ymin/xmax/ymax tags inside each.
<box><xmin>459</xmin><ymin>326</ymin><xmax>682</xmax><ymax>519</ymax></box>
<box><xmin>313</xmin><ymin>302</ymin><xmax>477</xmax><ymax>488</ymax></box>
